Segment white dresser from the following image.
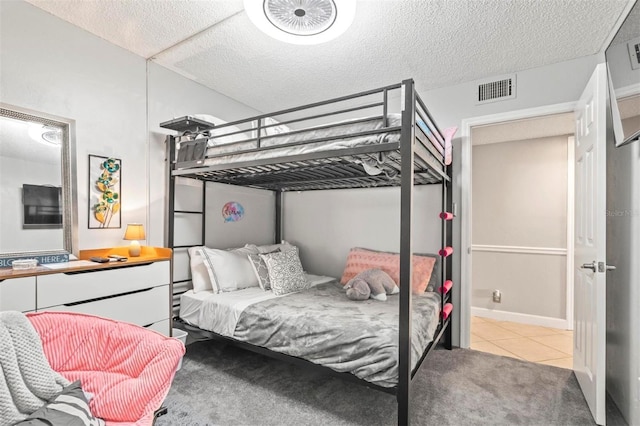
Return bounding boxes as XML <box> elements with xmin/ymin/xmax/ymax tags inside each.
<box><xmin>0</xmin><ymin>247</ymin><xmax>172</xmax><ymax>335</ymax></box>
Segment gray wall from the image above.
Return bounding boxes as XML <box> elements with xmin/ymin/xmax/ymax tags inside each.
<box><xmin>606</xmin><ymin>115</ymin><xmax>640</xmax><ymax>425</ymax></box>
<box><xmin>472</xmin><ymin>136</ymin><xmax>568</xmax><ymax>247</ymax></box>
<box><xmin>283</xmin><ymin>185</ymin><xmax>442</xmax><ymax>278</ymax></box>
<box><xmin>471</xmin><ymin>136</ymin><xmax>569</xmax><ymax>320</ymax></box>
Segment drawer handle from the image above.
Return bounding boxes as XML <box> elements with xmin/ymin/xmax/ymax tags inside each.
<box><xmin>62</xmin><ymin>287</ymin><xmax>154</xmax><ymax>306</ymax></box>
<box><xmin>64</xmin><ymin>262</ymin><xmax>154</xmax><ymax>275</ymax></box>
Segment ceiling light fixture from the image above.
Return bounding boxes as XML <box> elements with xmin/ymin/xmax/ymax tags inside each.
<box><xmin>28</xmin><ymin>124</ymin><xmax>62</xmax><ymax>146</ymax></box>
<box><xmin>244</xmin><ymin>0</ymin><xmax>356</xmax><ymax>45</ymax></box>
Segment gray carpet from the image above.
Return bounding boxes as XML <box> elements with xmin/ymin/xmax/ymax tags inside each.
<box><xmin>156</xmin><ymin>340</ymin><xmax>601</xmax><ymax>426</ymax></box>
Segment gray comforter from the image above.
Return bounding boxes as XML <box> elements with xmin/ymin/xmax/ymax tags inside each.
<box><xmin>233</xmin><ymin>281</ymin><xmax>441</xmax><ymax>388</ymax></box>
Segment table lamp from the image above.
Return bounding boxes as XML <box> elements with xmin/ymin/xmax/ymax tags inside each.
<box><xmin>123</xmin><ymin>223</ymin><xmax>145</xmax><ymax>257</ymax></box>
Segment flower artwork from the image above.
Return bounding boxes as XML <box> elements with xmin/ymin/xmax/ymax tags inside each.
<box><xmin>222</xmin><ymin>201</ymin><xmax>245</xmax><ymax>223</ymax></box>
<box><xmin>89</xmin><ymin>155</ymin><xmax>121</xmax><ymax>229</ymax></box>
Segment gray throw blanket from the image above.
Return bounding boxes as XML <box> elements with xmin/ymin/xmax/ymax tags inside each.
<box><xmin>0</xmin><ymin>311</ymin><xmax>71</xmax><ymax>425</ymax></box>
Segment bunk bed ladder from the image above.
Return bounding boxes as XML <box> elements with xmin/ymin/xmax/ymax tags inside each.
<box><xmin>167</xmin><ymin>135</ymin><xmax>206</xmax><ymax>320</ymax></box>
<box><xmin>441</xmin><ymin>163</ymin><xmax>454</xmax><ymax>350</ymax></box>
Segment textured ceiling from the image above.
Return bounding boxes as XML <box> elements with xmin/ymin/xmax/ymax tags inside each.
<box><xmin>24</xmin><ymin>0</ymin><xmax>630</xmax><ymax>114</ymax></box>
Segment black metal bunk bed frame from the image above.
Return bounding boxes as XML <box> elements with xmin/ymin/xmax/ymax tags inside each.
<box><xmin>164</xmin><ymin>79</ymin><xmax>454</xmax><ymax>426</ymax></box>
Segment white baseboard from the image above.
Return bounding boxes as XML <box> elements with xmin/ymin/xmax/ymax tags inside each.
<box><xmin>471</xmin><ymin>306</ymin><xmax>570</xmax><ymax>330</ymax></box>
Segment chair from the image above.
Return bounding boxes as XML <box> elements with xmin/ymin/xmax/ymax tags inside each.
<box><xmin>27</xmin><ymin>312</ymin><xmax>185</xmax><ymax>426</ymax></box>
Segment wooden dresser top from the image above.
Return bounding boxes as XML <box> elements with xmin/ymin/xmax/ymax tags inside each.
<box><xmin>0</xmin><ymin>246</ymin><xmax>171</xmax><ymax>279</ymax></box>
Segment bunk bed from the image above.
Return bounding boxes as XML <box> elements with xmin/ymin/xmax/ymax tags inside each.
<box><xmin>163</xmin><ymin>79</ymin><xmax>455</xmax><ymax>425</ymax></box>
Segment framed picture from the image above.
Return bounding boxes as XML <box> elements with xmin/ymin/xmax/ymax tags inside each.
<box><xmin>88</xmin><ymin>155</ymin><xmax>121</xmax><ymax>229</ymax></box>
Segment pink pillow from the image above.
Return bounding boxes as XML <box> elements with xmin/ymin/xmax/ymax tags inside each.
<box><xmin>340</xmin><ymin>248</ymin><xmax>436</xmax><ymax>294</ymax></box>
<box><xmin>442</xmin><ymin>126</ymin><xmax>457</xmax><ymax>166</ymax></box>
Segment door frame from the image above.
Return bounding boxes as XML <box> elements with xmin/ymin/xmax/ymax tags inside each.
<box><xmin>459</xmin><ymin>101</ymin><xmax>577</xmax><ymax>348</ymax></box>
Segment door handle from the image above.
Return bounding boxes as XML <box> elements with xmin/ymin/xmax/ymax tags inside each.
<box><xmin>580</xmin><ymin>261</ymin><xmax>597</xmax><ymax>272</ymax></box>
<box><xmin>598</xmin><ymin>262</ymin><xmax>616</xmax><ymax>272</ymax></box>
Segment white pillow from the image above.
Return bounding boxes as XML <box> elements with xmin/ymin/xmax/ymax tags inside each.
<box><xmin>260</xmin><ymin>250</ymin><xmax>309</xmax><ymax>296</ymax></box>
<box><xmin>264</xmin><ymin>117</ymin><xmax>291</xmax><ymax>135</ymax></box>
<box><xmin>188</xmin><ymin>246</ymin><xmax>212</xmax><ymax>293</ymax></box>
<box><xmin>192</xmin><ymin>114</ymin><xmax>249</xmax><ymax>146</ymax></box>
<box><xmin>201</xmin><ymin>246</ymin><xmax>260</xmax><ymax>293</ymax></box>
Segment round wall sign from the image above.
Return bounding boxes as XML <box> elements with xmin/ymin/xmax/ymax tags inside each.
<box><xmin>222</xmin><ymin>201</ymin><xmax>245</xmax><ymax>223</ymax></box>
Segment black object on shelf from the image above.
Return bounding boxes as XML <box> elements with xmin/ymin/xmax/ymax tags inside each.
<box><xmin>159</xmin><ymin>116</ymin><xmax>216</xmax><ymax>133</ymax></box>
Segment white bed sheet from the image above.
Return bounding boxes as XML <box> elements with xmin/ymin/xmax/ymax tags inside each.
<box><xmin>179</xmin><ymin>274</ymin><xmax>335</xmax><ymax>337</ymax></box>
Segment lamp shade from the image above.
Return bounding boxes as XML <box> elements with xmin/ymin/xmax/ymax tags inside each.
<box><xmin>123</xmin><ymin>223</ymin><xmax>145</xmax><ymax>241</ymax></box>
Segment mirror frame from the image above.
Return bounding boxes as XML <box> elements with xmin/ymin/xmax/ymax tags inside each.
<box><xmin>0</xmin><ymin>104</ymin><xmax>78</xmax><ymax>261</ymax></box>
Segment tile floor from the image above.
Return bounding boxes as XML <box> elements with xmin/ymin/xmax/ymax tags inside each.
<box><xmin>471</xmin><ymin>316</ymin><xmax>573</xmax><ymax>369</ymax></box>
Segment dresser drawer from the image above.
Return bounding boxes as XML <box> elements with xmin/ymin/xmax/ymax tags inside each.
<box><xmin>41</xmin><ymin>284</ymin><xmax>169</xmax><ymax>327</ymax></box>
<box><xmin>37</xmin><ymin>261</ymin><xmax>169</xmax><ymax>308</ymax></box>
<box><xmin>1</xmin><ymin>276</ymin><xmax>36</xmax><ymax>312</ymax></box>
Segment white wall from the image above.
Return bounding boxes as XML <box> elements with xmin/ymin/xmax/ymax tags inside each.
<box><xmin>0</xmin><ymin>1</ymin><xmax>263</xmax><ymax>256</ymax></box>
<box><xmin>471</xmin><ymin>136</ymin><xmax>569</xmax><ymax>322</ymax></box>
<box><xmin>0</xmin><ymin>0</ymin><xmax>147</xmax><ymax>250</ymax></box>
<box><xmin>283</xmin><ymin>185</ymin><xmax>442</xmax><ymax>278</ymax></box>
<box><xmin>146</xmin><ymin>62</ymin><xmax>262</xmax><ymax>248</ymax></box>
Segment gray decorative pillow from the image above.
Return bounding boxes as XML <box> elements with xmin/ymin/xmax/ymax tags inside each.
<box><xmin>247</xmin><ymin>248</ymin><xmax>280</xmax><ymax>291</ymax></box>
<box><xmin>16</xmin><ymin>381</ymin><xmax>105</xmax><ymax>426</ymax></box>
<box><xmin>260</xmin><ymin>250</ymin><xmax>308</xmax><ymax>296</ymax></box>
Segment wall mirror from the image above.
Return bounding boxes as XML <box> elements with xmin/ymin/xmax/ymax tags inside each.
<box><xmin>0</xmin><ymin>105</ymin><xmax>78</xmax><ymax>263</ymax></box>
<box><xmin>605</xmin><ymin>0</ymin><xmax>640</xmax><ymax>147</ymax></box>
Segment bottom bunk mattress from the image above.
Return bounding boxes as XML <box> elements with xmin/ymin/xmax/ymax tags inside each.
<box><xmin>180</xmin><ymin>275</ymin><xmax>442</xmax><ymax>388</ymax></box>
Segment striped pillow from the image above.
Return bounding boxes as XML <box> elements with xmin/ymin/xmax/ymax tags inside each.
<box><xmin>17</xmin><ymin>381</ymin><xmax>105</xmax><ymax>426</ymax></box>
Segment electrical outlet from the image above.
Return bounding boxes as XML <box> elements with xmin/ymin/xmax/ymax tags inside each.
<box><xmin>492</xmin><ymin>290</ymin><xmax>502</xmax><ymax>303</ymax></box>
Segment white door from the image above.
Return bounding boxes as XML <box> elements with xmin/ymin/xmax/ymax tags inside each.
<box><xmin>573</xmin><ymin>63</ymin><xmax>607</xmax><ymax>425</ymax></box>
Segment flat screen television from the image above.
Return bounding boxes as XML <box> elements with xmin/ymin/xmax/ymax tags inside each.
<box><xmin>605</xmin><ymin>0</ymin><xmax>640</xmax><ymax>147</ymax></box>
<box><xmin>22</xmin><ymin>184</ymin><xmax>63</xmax><ymax>229</ymax></box>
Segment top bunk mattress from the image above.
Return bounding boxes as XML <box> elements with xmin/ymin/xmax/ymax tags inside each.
<box><xmin>176</xmin><ymin>114</ymin><xmax>405</xmax><ymax>169</ymax></box>
<box><xmin>179</xmin><ymin>275</ymin><xmax>441</xmax><ymax>388</ymax></box>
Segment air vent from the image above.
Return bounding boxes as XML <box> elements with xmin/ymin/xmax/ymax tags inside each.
<box><xmin>477</xmin><ymin>74</ymin><xmax>516</xmax><ymax>104</ymax></box>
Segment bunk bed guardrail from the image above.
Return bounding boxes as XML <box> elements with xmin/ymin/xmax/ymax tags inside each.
<box><xmin>164</xmin><ymin>81</ymin><xmax>449</xmax><ymax>191</ymax></box>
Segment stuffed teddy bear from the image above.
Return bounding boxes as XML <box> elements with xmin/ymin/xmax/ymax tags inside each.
<box><xmin>344</xmin><ymin>269</ymin><xmax>399</xmax><ymax>301</ymax></box>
